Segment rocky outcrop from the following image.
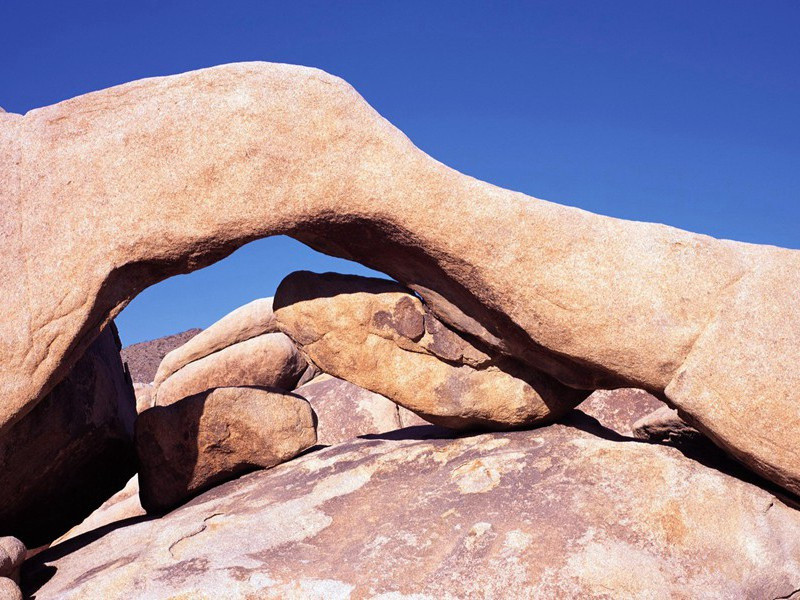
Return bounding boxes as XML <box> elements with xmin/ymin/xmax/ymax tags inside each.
<box><xmin>0</xmin><ymin>537</ymin><xmax>25</xmax><ymax>584</ymax></box>
<box><xmin>154</xmin><ymin>332</ymin><xmax>308</xmax><ymax>406</ymax></box>
<box><xmin>0</xmin><ymin>323</ymin><xmax>136</xmax><ymax>547</ymax></box>
<box><xmin>633</xmin><ymin>406</ymin><xmax>705</xmax><ymax>446</ymax></box>
<box><xmin>274</xmin><ymin>272</ymin><xmax>590</xmax><ymax>430</ymax></box>
<box><xmin>52</xmin><ymin>475</ymin><xmax>144</xmax><ymax>547</ymax></box>
<box><xmin>154</xmin><ymin>298</ymin><xmax>276</xmax><ymax>388</ymax></box>
<box><xmin>577</xmin><ymin>388</ymin><xmax>664</xmax><ymax>435</ymax></box>
<box><xmin>23</xmin><ymin>421</ymin><xmax>800</xmax><ymax>599</ymax></box>
<box><xmin>120</xmin><ymin>328</ymin><xmax>202</xmax><ymax>383</ymax></box>
<box><xmin>2</xmin><ymin>62</ymin><xmax>800</xmax><ymax>496</ymax></box>
<box><xmin>295</xmin><ymin>375</ymin><xmax>405</xmax><ymax>445</ymax></box>
<box><xmin>136</xmin><ymin>386</ymin><xmax>316</xmax><ymax>513</ymax></box>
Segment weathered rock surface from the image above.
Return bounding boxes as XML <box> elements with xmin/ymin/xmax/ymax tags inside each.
<box><xmin>2</xmin><ymin>62</ymin><xmax>800</xmax><ymax>495</ymax></box>
<box><xmin>295</xmin><ymin>375</ymin><xmax>403</xmax><ymax>445</ymax></box>
<box><xmin>0</xmin><ymin>578</ymin><xmax>22</xmax><ymax>600</ymax></box>
<box><xmin>0</xmin><ymin>537</ymin><xmax>25</xmax><ymax>583</ymax></box>
<box><xmin>578</xmin><ymin>388</ymin><xmax>664</xmax><ymax>435</ymax></box>
<box><xmin>633</xmin><ymin>406</ymin><xmax>705</xmax><ymax>446</ymax></box>
<box><xmin>136</xmin><ymin>386</ymin><xmax>316</xmax><ymax>513</ymax></box>
<box><xmin>52</xmin><ymin>475</ymin><xmax>145</xmax><ymax>547</ymax></box>
<box><xmin>275</xmin><ymin>272</ymin><xmax>590</xmax><ymax>430</ymax></box>
<box><xmin>121</xmin><ymin>328</ymin><xmax>202</xmax><ymax>383</ymax></box>
<box><xmin>154</xmin><ymin>298</ymin><xmax>276</xmax><ymax>388</ymax></box>
<box><xmin>24</xmin><ymin>421</ymin><xmax>800</xmax><ymax>599</ymax></box>
<box><xmin>0</xmin><ymin>323</ymin><xmax>137</xmax><ymax>547</ymax></box>
<box><xmin>133</xmin><ymin>382</ymin><xmax>155</xmax><ymax>413</ymax></box>
<box><xmin>154</xmin><ymin>332</ymin><xmax>307</xmax><ymax>406</ymax></box>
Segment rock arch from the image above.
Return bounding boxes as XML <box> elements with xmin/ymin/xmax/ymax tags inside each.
<box><xmin>1</xmin><ymin>62</ymin><xmax>798</xmax><ymax>495</ymax></box>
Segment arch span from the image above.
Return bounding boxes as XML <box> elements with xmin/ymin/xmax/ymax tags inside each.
<box><xmin>1</xmin><ymin>62</ymin><xmax>799</xmax><ymax>495</ymax></box>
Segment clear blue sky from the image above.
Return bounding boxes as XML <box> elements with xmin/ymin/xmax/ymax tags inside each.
<box><xmin>2</xmin><ymin>1</ymin><xmax>798</xmax><ymax>345</ymax></box>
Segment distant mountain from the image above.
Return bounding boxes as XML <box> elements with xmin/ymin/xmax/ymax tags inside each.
<box><xmin>121</xmin><ymin>329</ymin><xmax>202</xmax><ymax>384</ymax></box>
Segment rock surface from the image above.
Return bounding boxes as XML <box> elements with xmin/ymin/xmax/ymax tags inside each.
<box><xmin>2</xmin><ymin>62</ymin><xmax>800</xmax><ymax>495</ymax></box>
<box><xmin>275</xmin><ymin>272</ymin><xmax>590</xmax><ymax>429</ymax></box>
<box><xmin>0</xmin><ymin>323</ymin><xmax>137</xmax><ymax>547</ymax></box>
<box><xmin>52</xmin><ymin>475</ymin><xmax>145</xmax><ymax>547</ymax></box>
<box><xmin>24</xmin><ymin>421</ymin><xmax>800</xmax><ymax>599</ymax></box>
<box><xmin>136</xmin><ymin>386</ymin><xmax>316</xmax><ymax>513</ymax></box>
<box><xmin>633</xmin><ymin>406</ymin><xmax>705</xmax><ymax>446</ymax></box>
<box><xmin>578</xmin><ymin>388</ymin><xmax>664</xmax><ymax>435</ymax></box>
<box><xmin>0</xmin><ymin>537</ymin><xmax>25</xmax><ymax>583</ymax></box>
<box><xmin>133</xmin><ymin>382</ymin><xmax>155</xmax><ymax>413</ymax></box>
<box><xmin>154</xmin><ymin>298</ymin><xmax>276</xmax><ymax>388</ymax></box>
<box><xmin>295</xmin><ymin>375</ymin><xmax>403</xmax><ymax>445</ymax></box>
<box><xmin>154</xmin><ymin>332</ymin><xmax>307</xmax><ymax>406</ymax></box>
<box><xmin>121</xmin><ymin>328</ymin><xmax>202</xmax><ymax>383</ymax></box>
<box><xmin>0</xmin><ymin>578</ymin><xmax>22</xmax><ymax>600</ymax></box>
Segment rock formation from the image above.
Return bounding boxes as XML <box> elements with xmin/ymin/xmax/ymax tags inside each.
<box><xmin>1</xmin><ymin>62</ymin><xmax>798</xmax><ymax>494</ymax></box>
<box><xmin>275</xmin><ymin>271</ymin><xmax>590</xmax><ymax>429</ymax></box>
<box><xmin>633</xmin><ymin>406</ymin><xmax>706</xmax><ymax>447</ymax></box>
<box><xmin>295</xmin><ymin>374</ymin><xmax>408</xmax><ymax>445</ymax></box>
<box><xmin>577</xmin><ymin>388</ymin><xmax>664</xmax><ymax>435</ymax></box>
<box><xmin>23</xmin><ymin>423</ymin><xmax>800</xmax><ymax>599</ymax></box>
<box><xmin>136</xmin><ymin>386</ymin><xmax>316</xmax><ymax>513</ymax></box>
<box><xmin>0</xmin><ymin>323</ymin><xmax>136</xmax><ymax>547</ymax></box>
<box><xmin>121</xmin><ymin>328</ymin><xmax>202</xmax><ymax>383</ymax></box>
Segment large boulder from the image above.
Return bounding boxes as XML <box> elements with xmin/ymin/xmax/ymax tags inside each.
<box><xmin>23</xmin><ymin>420</ymin><xmax>800</xmax><ymax>599</ymax></box>
<box><xmin>274</xmin><ymin>272</ymin><xmax>590</xmax><ymax>430</ymax></box>
<box><xmin>2</xmin><ymin>62</ymin><xmax>800</xmax><ymax>495</ymax></box>
<box><xmin>577</xmin><ymin>388</ymin><xmax>665</xmax><ymax>435</ymax></box>
<box><xmin>120</xmin><ymin>328</ymin><xmax>202</xmax><ymax>384</ymax></box>
<box><xmin>295</xmin><ymin>374</ymin><xmax>404</xmax><ymax>445</ymax></box>
<box><xmin>135</xmin><ymin>386</ymin><xmax>316</xmax><ymax>513</ymax></box>
<box><xmin>154</xmin><ymin>332</ymin><xmax>308</xmax><ymax>406</ymax></box>
<box><xmin>153</xmin><ymin>298</ymin><xmax>276</xmax><ymax>388</ymax></box>
<box><xmin>0</xmin><ymin>323</ymin><xmax>136</xmax><ymax>547</ymax></box>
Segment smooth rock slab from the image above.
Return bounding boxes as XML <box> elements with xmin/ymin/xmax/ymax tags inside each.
<box><xmin>24</xmin><ymin>421</ymin><xmax>800</xmax><ymax>599</ymax></box>
<box><xmin>136</xmin><ymin>386</ymin><xmax>316</xmax><ymax>513</ymax></box>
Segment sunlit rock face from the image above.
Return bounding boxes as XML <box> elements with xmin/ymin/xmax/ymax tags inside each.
<box><xmin>23</xmin><ymin>421</ymin><xmax>800</xmax><ymax>600</ymax></box>
<box><xmin>1</xmin><ymin>61</ymin><xmax>799</xmax><ymax>497</ymax></box>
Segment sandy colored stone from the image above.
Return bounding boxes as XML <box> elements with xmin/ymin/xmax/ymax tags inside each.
<box><xmin>136</xmin><ymin>386</ymin><xmax>316</xmax><ymax>513</ymax></box>
<box><xmin>154</xmin><ymin>298</ymin><xmax>275</xmax><ymax>387</ymax></box>
<box><xmin>0</xmin><ymin>323</ymin><xmax>136</xmax><ymax>547</ymax></box>
<box><xmin>0</xmin><ymin>537</ymin><xmax>25</xmax><ymax>584</ymax></box>
<box><xmin>275</xmin><ymin>272</ymin><xmax>590</xmax><ymax>430</ymax></box>
<box><xmin>398</xmin><ymin>405</ymin><xmax>434</xmax><ymax>428</ymax></box>
<box><xmin>578</xmin><ymin>388</ymin><xmax>665</xmax><ymax>435</ymax></box>
<box><xmin>1</xmin><ymin>62</ymin><xmax>799</xmax><ymax>495</ymax></box>
<box><xmin>52</xmin><ymin>475</ymin><xmax>145</xmax><ymax>546</ymax></box>
<box><xmin>23</xmin><ymin>422</ymin><xmax>800</xmax><ymax>599</ymax></box>
<box><xmin>133</xmin><ymin>382</ymin><xmax>154</xmax><ymax>413</ymax></box>
<box><xmin>121</xmin><ymin>328</ymin><xmax>202</xmax><ymax>383</ymax></box>
<box><xmin>295</xmin><ymin>374</ymin><xmax>401</xmax><ymax>445</ymax></box>
<box><xmin>154</xmin><ymin>332</ymin><xmax>307</xmax><ymax>406</ymax></box>
<box><xmin>0</xmin><ymin>578</ymin><xmax>22</xmax><ymax>600</ymax></box>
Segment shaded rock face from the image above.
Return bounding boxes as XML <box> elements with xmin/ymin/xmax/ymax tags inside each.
<box><xmin>2</xmin><ymin>62</ymin><xmax>800</xmax><ymax>497</ymax></box>
<box><xmin>52</xmin><ymin>475</ymin><xmax>144</xmax><ymax>547</ymax></box>
<box><xmin>120</xmin><ymin>328</ymin><xmax>202</xmax><ymax>384</ymax></box>
<box><xmin>135</xmin><ymin>386</ymin><xmax>316</xmax><ymax>513</ymax></box>
<box><xmin>633</xmin><ymin>406</ymin><xmax>706</xmax><ymax>446</ymax></box>
<box><xmin>0</xmin><ymin>323</ymin><xmax>136</xmax><ymax>547</ymax></box>
<box><xmin>275</xmin><ymin>271</ymin><xmax>590</xmax><ymax>430</ymax></box>
<box><xmin>24</xmin><ymin>423</ymin><xmax>800</xmax><ymax>599</ymax></box>
<box><xmin>295</xmin><ymin>375</ymin><xmax>404</xmax><ymax>445</ymax></box>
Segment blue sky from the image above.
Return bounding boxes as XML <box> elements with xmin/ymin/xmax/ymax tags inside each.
<box><xmin>2</xmin><ymin>1</ymin><xmax>798</xmax><ymax>345</ymax></box>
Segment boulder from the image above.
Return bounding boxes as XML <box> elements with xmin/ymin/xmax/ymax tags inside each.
<box><xmin>0</xmin><ymin>578</ymin><xmax>22</xmax><ymax>600</ymax></box>
<box><xmin>23</xmin><ymin>421</ymin><xmax>800</xmax><ymax>599</ymax></box>
<box><xmin>274</xmin><ymin>272</ymin><xmax>590</xmax><ymax>430</ymax></box>
<box><xmin>136</xmin><ymin>386</ymin><xmax>316</xmax><ymax>513</ymax></box>
<box><xmin>121</xmin><ymin>328</ymin><xmax>202</xmax><ymax>384</ymax></box>
<box><xmin>154</xmin><ymin>332</ymin><xmax>307</xmax><ymax>406</ymax></box>
<box><xmin>132</xmin><ymin>382</ymin><xmax>154</xmax><ymax>413</ymax></box>
<box><xmin>154</xmin><ymin>298</ymin><xmax>276</xmax><ymax>388</ymax></box>
<box><xmin>52</xmin><ymin>475</ymin><xmax>145</xmax><ymax>547</ymax></box>
<box><xmin>0</xmin><ymin>537</ymin><xmax>25</xmax><ymax>583</ymax></box>
<box><xmin>633</xmin><ymin>406</ymin><xmax>705</xmax><ymax>446</ymax></box>
<box><xmin>295</xmin><ymin>375</ymin><xmax>402</xmax><ymax>445</ymax></box>
<box><xmin>2</xmin><ymin>62</ymin><xmax>800</xmax><ymax>496</ymax></box>
<box><xmin>0</xmin><ymin>323</ymin><xmax>137</xmax><ymax>547</ymax></box>
<box><xmin>578</xmin><ymin>388</ymin><xmax>664</xmax><ymax>435</ymax></box>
